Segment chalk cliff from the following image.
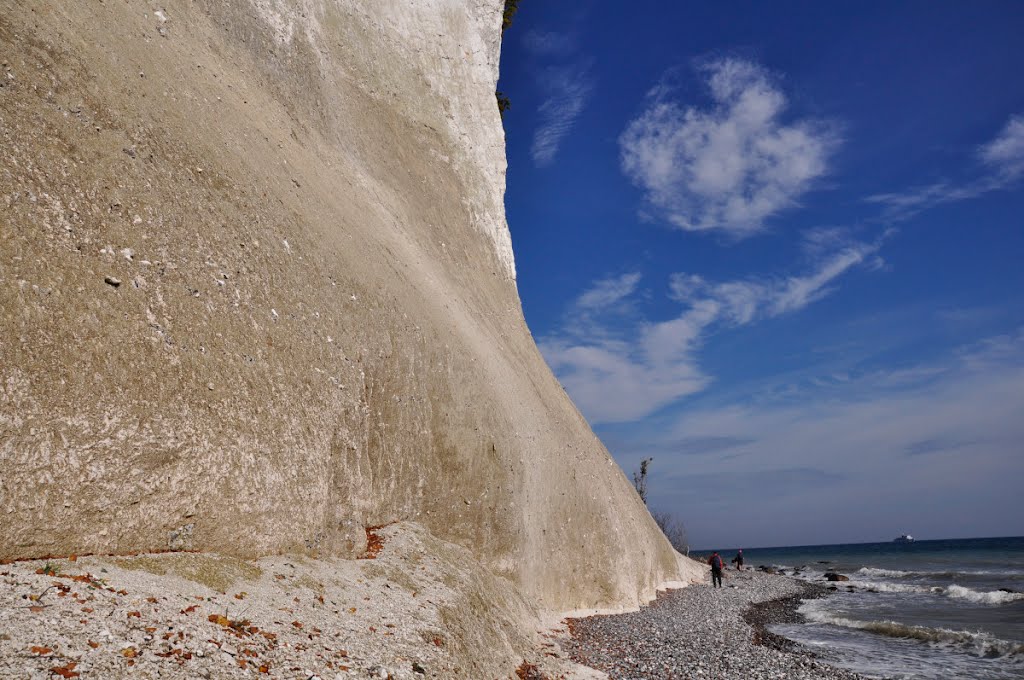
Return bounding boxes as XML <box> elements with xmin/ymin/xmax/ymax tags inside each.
<box><xmin>1</xmin><ymin>0</ymin><xmax>698</xmax><ymax>668</ymax></box>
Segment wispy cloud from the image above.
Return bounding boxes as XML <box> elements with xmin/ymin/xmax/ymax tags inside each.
<box><xmin>619</xmin><ymin>58</ymin><xmax>839</xmax><ymax>237</ymax></box>
<box><xmin>867</xmin><ymin>113</ymin><xmax>1024</xmax><ymax>220</ymax></box>
<box><xmin>634</xmin><ymin>329</ymin><xmax>1024</xmax><ymax>547</ymax></box>
<box><xmin>560</xmin><ymin>271</ymin><xmax>643</xmax><ymax>343</ymax></box>
<box><xmin>575</xmin><ymin>271</ymin><xmax>642</xmax><ymax>310</ymax></box>
<box><xmin>524</xmin><ymin>30</ymin><xmax>594</xmax><ymax>167</ymax></box>
<box><xmin>669</xmin><ymin>233</ymin><xmax>883</xmax><ymax>323</ymax></box>
<box><xmin>540</xmin><ymin>232</ymin><xmax>881</xmax><ymax>423</ymax></box>
<box><xmin>530</xmin><ymin>63</ymin><xmax>594</xmax><ymax>166</ymax></box>
<box><xmin>866</xmin><ymin>180</ymin><xmax>988</xmax><ymax>219</ymax></box>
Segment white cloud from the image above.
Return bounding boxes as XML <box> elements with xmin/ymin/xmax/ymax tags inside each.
<box><xmin>619</xmin><ymin>58</ymin><xmax>837</xmax><ymax>236</ymax></box>
<box><xmin>670</xmin><ymin>235</ymin><xmax>881</xmax><ymax>323</ymax></box>
<box><xmin>540</xmin><ymin>234</ymin><xmax>880</xmax><ymax>423</ymax></box>
<box><xmin>542</xmin><ymin>339</ymin><xmax>710</xmax><ymax>423</ymax></box>
<box><xmin>979</xmin><ymin>114</ymin><xmax>1024</xmax><ymax>177</ymax></box>
<box><xmin>867</xmin><ymin>113</ymin><xmax>1024</xmax><ymax>220</ymax></box>
<box><xmin>523</xmin><ymin>28</ymin><xmax>593</xmax><ymax>167</ymax></box>
<box><xmin>530</xmin><ymin>63</ymin><xmax>593</xmax><ymax>166</ymax></box>
<box><xmin>575</xmin><ymin>272</ymin><xmax>641</xmax><ymax>311</ymax></box>
<box><xmin>540</xmin><ymin>272</ymin><xmax>710</xmax><ymax>422</ymax></box>
<box><xmin>560</xmin><ymin>272</ymin><xmax>642</xmax><ymax>343</ymax></box>
<box><xmin>768</xmin><ymin>245</ymin><xmax>873</xmax><ymax>315</ymax></box>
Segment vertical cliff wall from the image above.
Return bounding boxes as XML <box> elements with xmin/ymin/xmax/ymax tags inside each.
<box><xmin>0</xmin><ymin>0</ymin><xmax>688</xmax><ymax>615</ymax></box>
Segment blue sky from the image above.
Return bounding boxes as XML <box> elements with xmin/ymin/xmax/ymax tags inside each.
<box><xmin>497</xmin><ymin>1</ymin><xmax>1024</xmax><ymax>550</ymax></box>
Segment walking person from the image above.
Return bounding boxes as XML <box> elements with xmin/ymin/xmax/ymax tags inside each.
<box><xmin>708</xmin><ymin>551</ymin><xmax>724</xmax><ymax>588</ymax></box>
<box><xmin>731</xmin><ymin>549</ymin><xmax>744</xmax><ymax>571</ymax></box>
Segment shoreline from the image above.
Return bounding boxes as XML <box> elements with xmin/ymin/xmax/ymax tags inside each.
<box><xmin>742</xmin><ymin>579</ymin><xmax>830</xmax><ymax>653</ymax></box>
<box><xmin>560</xmin><ymin>569</ymin><xmax>868</xmax><ymax>679</ymax></box>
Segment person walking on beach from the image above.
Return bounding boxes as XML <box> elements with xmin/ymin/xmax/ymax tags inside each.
<box><xmin>732</xmin><ymin>549</ymin><xmax>744</xmax><ymax>571</ymax></box>
<box><xmin>708</xmin><ymin>551</ymin><xmax>724</xmax><ymax>588</ymax></box>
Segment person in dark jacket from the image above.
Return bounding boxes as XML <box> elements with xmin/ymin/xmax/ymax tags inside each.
<box><xmin>708</xmin><ymin>551</ymin><xmax>724</xmax><ymax>587</ymax></box>
<box><xmin>731</xmin><ymin>549</ymin><xmax>744</xmax><ymax>570</ymax></box>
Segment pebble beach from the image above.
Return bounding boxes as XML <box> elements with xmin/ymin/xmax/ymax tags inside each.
<box><xmin>561</xmin><ymin>568</ymin><xmax>871</xmax><ymax>680</ymax></box>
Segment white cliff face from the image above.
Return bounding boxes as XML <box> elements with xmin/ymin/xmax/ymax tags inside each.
<box><xmin>0</xmin><ymin>0</ymin><xmax>686</xmax><ymax>639</ymax></box>
<box><xmin>241</xmin><ymin>0</ymin><xmax>516</xmax><ymax>279</ymax></box>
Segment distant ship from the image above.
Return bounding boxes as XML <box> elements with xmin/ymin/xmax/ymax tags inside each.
<box><xmin>894</xmin><ymin>534</ymin><xmax>915</xmax><ymax>543</ymax></box>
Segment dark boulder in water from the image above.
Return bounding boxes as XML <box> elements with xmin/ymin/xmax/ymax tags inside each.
<box><xmin>825</xmin><ymin>572</ymin><xmax>850</xmax><ymax>582</ymax></box>
<box><xmin>758</xmin><ymin>565</ymin><xmax>778</xmax><ymax>574</ymax></box>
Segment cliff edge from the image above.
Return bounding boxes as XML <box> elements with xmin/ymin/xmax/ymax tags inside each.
<box><xmin>1</xmin><ymin>1</ymin><xmax>700</xmax><ymax>673</ymax></box>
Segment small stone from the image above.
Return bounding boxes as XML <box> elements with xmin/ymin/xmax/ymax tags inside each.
<box><xmin>104</xmin><ymin>276</ymin><xmax>122</xmax><ymax>288</ymax></box>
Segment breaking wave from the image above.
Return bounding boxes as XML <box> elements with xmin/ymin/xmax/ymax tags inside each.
<box><xmin>851</xmin><ymin>580</ymin><xmax>929</xmax><ymax>594</ymax></box>
<box><xmin>857</xmin><ymin>566</ymin><xmax>910</xmax><ymax>578</ymax></box>
<box><xmin>846</xmin><ymin>580</ymin><xmax>1023</xmax><ymax>604</ymax></box>
<box><xmin>943</xmin><ymin>585</ymin><xmax>1024</xmax><ymax>605</ymax></box>
<box><xmin>800</xmin><ymin>604</ymin><xmax>1024</xmax><ymax>658</ymax></box>
<box><xmin>854</xmin><ymin>566</ymin><xmax>1024</xmax><ymax>581</ymax></box>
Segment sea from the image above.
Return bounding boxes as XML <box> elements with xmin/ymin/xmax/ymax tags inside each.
<box><xmin>737</xmin><ymin>536</ymin><xmax>1024</xmax><ymax>680</ymax></box>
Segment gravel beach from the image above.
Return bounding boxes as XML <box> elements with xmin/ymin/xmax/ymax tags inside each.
<box><xmin>561</xmin><ymin>568</ymin><xmax>870</xmax><ymax>680</ymax></box>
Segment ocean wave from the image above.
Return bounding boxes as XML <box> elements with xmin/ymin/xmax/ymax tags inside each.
<box><xmin>943</xmin><ymin>584</ymin><xmax>1024</xmax><ymax>605</ymax></box>
<box><xmin>844</xmin><ymin>579</ymin><xmax>1024</xmax><ymax>603</ymax></box>
<box><xmin>799</xmin><ymin>603</ymin><xmax>1024</xmax><ymax>658</ymax></box>
<box><xmin>849</xmin><ymin>580</ymin><xmax>929</xmax><ymax>594</ymax></box>
<box><xmin>857</xmin><ymin>566</ymin><xmax>910</xmax><ymax>578</ymax></box>
<box><xmin>854</xmin><ymin>566</ymin><xmax>1024</xmax><ymax>581</ymax></box>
